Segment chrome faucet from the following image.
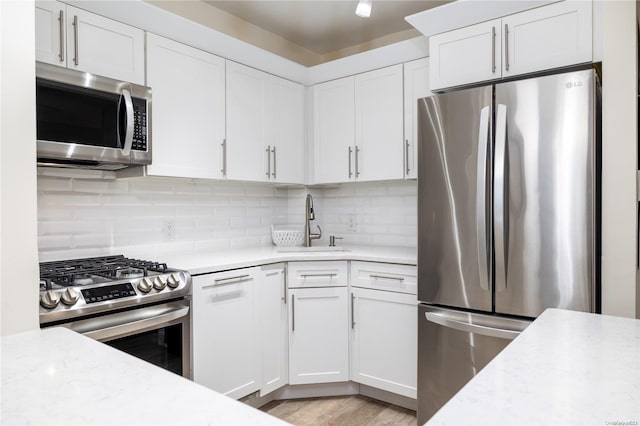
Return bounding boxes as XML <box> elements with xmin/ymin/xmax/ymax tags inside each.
<box><xmin>304</xmin><ymin>194</ymin><xmax>322</xmax><ymax>247</ymax></box>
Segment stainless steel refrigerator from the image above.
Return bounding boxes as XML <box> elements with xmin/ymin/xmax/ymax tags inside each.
<box><xmin>417</xmin><ymin>68</ymin><xmax>600</xmax><ymax>424</ymax></box>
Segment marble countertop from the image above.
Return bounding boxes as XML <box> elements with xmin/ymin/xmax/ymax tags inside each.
<box><xmin>1</xmin><ymin>327</ymin><xmax>288</xmax><ymax>426</ymax></box>
<box><xmin>163</xmin><ymin>245</ymin><xmax>417</xmax><ymax>275</ymax></box>
<box><xmin>427</xmin><ymin>308</ymin><xmax>640</xmax><ymax>426</ymax></box>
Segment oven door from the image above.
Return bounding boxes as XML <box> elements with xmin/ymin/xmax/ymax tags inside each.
<box><xmin>62</xmin><ymin>299</ymin><xmax>191</xmax><ymax>379</ymax></box>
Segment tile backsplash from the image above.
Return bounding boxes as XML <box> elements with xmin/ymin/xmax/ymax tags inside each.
<box><xmin>37</xmin><ymin>168</ymin><xmax>416</xmax><ymax>261</ymax></box>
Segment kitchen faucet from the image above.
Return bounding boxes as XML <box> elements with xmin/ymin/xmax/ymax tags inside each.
<box><xmin>304</xmin><ymin>194</ymin><xmax>322</xmax><ymax>247</ymax></box>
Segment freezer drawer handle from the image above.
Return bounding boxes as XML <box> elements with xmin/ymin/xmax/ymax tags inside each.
<box><xmin>425</xmin><ymin>312</ymin><xmax>521</xmax><ymax>340</ymax></box>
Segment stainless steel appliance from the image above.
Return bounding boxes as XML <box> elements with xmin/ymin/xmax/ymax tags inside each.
<box><xmin>36</xmin><ymin>62</ymin><xmax>151</xmax><ymax>170</ymax></box>
<box><xmin>417</xmin><ymin>68</ymin><xmax>600</xmax><ymax>423</ymax></box>
<box><xmin>39</xmin><ymin>255</ymin><xmax>192</xmax><ymax>378</ymax></box>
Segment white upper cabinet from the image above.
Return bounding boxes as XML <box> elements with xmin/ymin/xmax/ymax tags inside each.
<box><xmin>36</xmin><ymin>2</ymin><xmax>144</xmax><ymax>84</ymax></box>
<box><xmin>35</xmin><ymin>1</ymin><xmax>66</xmax><ymax>66</ymax></box>
<box><xmin>430</xmin><ymin>1</ymin><xmax>594</xmax><ymax>91</ymax></box>
<box><xmin>146</xmin><ymin>33</ymin><xmax>226</xmax><ymax>180</ymax></box>
<box><xmin>429</xmin><ymin>19</ymin><xmax>502</xmax><ymax>91</ymax></box>
<box><xmin>226</xmin><ymin>61</ymin><xmax>305</xmax><ymax>184</ymax></box>
<box><xmin>312</xmin><ymin>76</ymin><xmax>355</xmax><ymax>184</ymax></box>
<box><xmin>265</xmin><ymin>75</ymin><xmax>305</xmax><ymax>184</ymax></box>
<box><xmin>226</xmin><ymin>61</ymin><xmax>267</xmax><ymax>182</ymax></box>
<box><xmin>502</xmin><ymin>1</ymin><xmax>592</xmax><ymax>78</ymax></box>
<box><xmin>312</xmin><ymin>64</ymin><xmax>404</xmax><ymax>184</ymax></box>
<box><xmin>403</xmin><ymin>58</ymin><xmax>431</xmax><ymax>180</ymax></box>
<box><xmin>354</xmin><ymin>64</ymin><xmax>404</xmax><ymax>182</ymax></box>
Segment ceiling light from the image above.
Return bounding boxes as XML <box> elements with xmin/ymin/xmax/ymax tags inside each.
<box><xmin>355</xmin><ymin>0</ymin><xmax>372</xmax><ymax>18</ymax></box>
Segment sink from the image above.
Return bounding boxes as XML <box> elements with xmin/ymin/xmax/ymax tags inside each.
<box><xmin>276</xmin><ymin>246</ymin><xmax>350</xmax><ymax>253</ymax></box>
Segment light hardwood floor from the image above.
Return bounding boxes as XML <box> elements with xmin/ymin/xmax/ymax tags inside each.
<box><xmin>260</xmin><ymin>395</ymin><xmax>417</xmax><ymax>426</ymax></box>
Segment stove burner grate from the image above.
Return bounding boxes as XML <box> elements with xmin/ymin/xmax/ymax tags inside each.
<box><xmin>40</xmin><ymin>255</ymin><xmax>169</xmax><ymax>286</ymax></box>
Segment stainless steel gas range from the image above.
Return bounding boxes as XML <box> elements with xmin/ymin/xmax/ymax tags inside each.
<box><xmin>39</xmin><ymin>255</ymin><xmax>193</xmax><ymax>378</ymax></box>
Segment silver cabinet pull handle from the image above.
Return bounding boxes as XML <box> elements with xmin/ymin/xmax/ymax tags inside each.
<box><xmin>355</xmin><ymin>145</ymin><xmax>360</xmax><ymax>177</ymax></box>
<box><xmin>425</xmin><ymin>312</ymin><xmax>521</xmax><ymax>340</ymax></box>
<box><xmin>271</xmin><ymin>146</ymin><xmax>276</xmax><ymax>179</ymax></box>
<box><xmin>266</xmin><ymin>145</ymin><xmax>271</xmax><ymax>178</ymax></box>
<box><xmin>291</xmin><ymin>294</ymin><xmax>295</xmax><ymax>331</ymax></box>
<box><xmin>58</xmin><ymin>10</ymin><xmax>64</xmax><ymax>62</ymax></box>
<box><xmin>73</xmin><ymin>15</ymin><xmax>79</xmax><ymax>66</ymax></box>
<box><xmin>283</xmin><ymin>269</ymin><xmax>287</xmax><ymax>304</ymax></box>
<box><xmin>504</xmin><ymin>24</ymin><xmax>510</xmax><ymax>71</ymax></box>
<box><xmin>476</xmin><ymin>106</ymin><xmax>491</xmax><ymax>291</ymax></box>
<box><xmin>348</xmin><ymin>146</ymin><xmax>353</xmax><ymax>178</ymax></box>
<box><xmin>491</xmin><ymin>26</ymin><xmax>496</xmax><ymax>73</ymax></box>
<box><xmin>209</xmin><ymin>274</ymin><xmax>253</xmax><ymax>287</ymax></box>
<box><xmin>405</xmin><ymin>139</ymin><xmax>410</xmax><ymax>175</ymax></box>
<box><xmin>299</xmin><ymin>273</ymin><xmax>337</xmax><ymax>278</ymax></box>
<box><xmin>221</xmin><ymin>139</ymin><xmax>227</xmax><ymax>176</ymax></box>
<box><xmin>351</xmin><ymin>293</ymin><xmax>356</xmax><ymax>329</ymax></box>
<box><xmin>369</xmin><ymin>274</ymin><xmax>405</xmax><ymax>282</ymax></box>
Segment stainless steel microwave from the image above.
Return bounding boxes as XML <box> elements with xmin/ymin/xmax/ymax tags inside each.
<box><xmin>35</xmin><ymin>62</ymin><xmax>152</xmax><ymax>170</ymax></box>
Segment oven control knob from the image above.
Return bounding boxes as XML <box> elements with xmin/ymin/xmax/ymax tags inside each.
<box><xmin>40</xmin><ymin>290</ymin><xmax>61</xmax><ymax>309</ymax></box>
<box><xmin>167</xmin><ymin>273</ymin><xmax>182</xmax><ymax>289</ymax></box>
<box><xmin>138</xmin><ymin>277</ymin><xmax>153</xmax><ymax>293</ymax></box>
<box><xmin>153</xmin><ymin>276</ymin><xmax>167</xmax><ymax>291</ymax></box>
<box><xmin>61</xmin><ymin>288</ymin><xmax>80</xmax><ymax>306</ymax></box>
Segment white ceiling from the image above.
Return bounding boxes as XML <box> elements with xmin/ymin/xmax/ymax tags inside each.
<box><xmin>203</xmin><ymin>0</ymin><xmax>449</xmax><ymax>57</ymax></box>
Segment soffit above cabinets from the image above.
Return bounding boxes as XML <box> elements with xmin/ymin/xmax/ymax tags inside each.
<box><xmin>147</xmin><ymin>0</ymin><xmax>450</xmax><ymax>66</ymax></box>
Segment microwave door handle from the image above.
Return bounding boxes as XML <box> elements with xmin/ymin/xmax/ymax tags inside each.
<box><xmin>118</xmin><ymin>89</ymin><xmax>134</xmax><ymax>156</ymax></box>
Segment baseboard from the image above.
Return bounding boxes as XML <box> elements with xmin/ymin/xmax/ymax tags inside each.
<box><xmin>358</xmin><ymin>384</ymin><xmax>417</xmax><ymax>411</ymax></box>
<box><xmin>242</xmin><ymin>381</ymin><xmax>417</xmax><ymax>411</ymax></box>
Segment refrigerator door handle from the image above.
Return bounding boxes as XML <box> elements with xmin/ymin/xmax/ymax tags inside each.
<box><xmin>476</xmin><ymin>106</ymin><xmax>491</xmax><ymax>291</ymax></box>
<box><xmin>494</xmin><ymin>104</ymin><xmax>508</xmax><ymax>293</ymax></box>
<box><xmin>425</xmin><ymin>312</ymin><xmax>521</xmax><ymax>340</ymax></box>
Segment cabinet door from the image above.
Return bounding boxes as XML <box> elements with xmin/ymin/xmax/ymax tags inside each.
<box><xmin>313</xmin><ymin>77</ymin><xmax>355</xmax><ymax>184</ymax></box>
<box><xmin>502</xmin><ymin>1</ymin><xmax>592</xmax><ymax>78</ymax></box>
<box><xmin>289</xmin><ymin>287</ymin><xmax>349</xmax><ymax>384</ymax></box>
<box><xmin>259</xmin><ymin>264</ymin><xmax>288</xmax><ymax>396</ymax></box>
<box><xmin>146</xmin><ymin>34</ymin><xmax>226</xmax><ymax>180</ymax></box>
<box><xmin>403</xmin><ymin>58</ymin><xmax>431</xmax><ymax>180</ymax></box>
<box><xmin>429</xmin><ymin>19</ymin><xmax>502</xmax><ymax>91</ymax></box>
<box><xmin>226</xmin><ymin>61</ymin><xmax>267</xmax><ymax>182</ymax></box>
<box><xmin>266</xmin><ymin>75</ymin><xmax>305</xmax><ymax>184</ymax></box>
<box><xmin>35</xmin><ymin>1</ymin><xmax>66</xmax><ymax>66</ymax></box>
<box><xmin>355</xmin><ymin>64</ymin><xmax>404</xmax><ymax>182</ymax></box>
<box><xmin>192</xmin><ymin>268</ymin><xmax>260</xmax><ymax>400</ymax></box>
<box><xmin>351</xmin><ymin>287</ymin><xmax>417</xmax><ymax>398</ymax></box>
<box><xmin>65</xmin><ymin>6</ymin><xmax>144</xmax><ymax>84</ymax></box>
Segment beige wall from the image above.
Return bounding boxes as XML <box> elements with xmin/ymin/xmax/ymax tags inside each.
<box><xmin>601</xmin><ymin>0</ymin><xmax>638</xmax><ymax>318</ymax></box>
<box><xmin>0</xmin><ymin>0</ymin><xmax>40</xmax><ymax>335</ymax></box>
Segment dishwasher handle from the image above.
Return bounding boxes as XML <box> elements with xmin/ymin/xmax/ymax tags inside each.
<box><xmin>425</xmin><ymin>312</ymin><xmax>522</xmax><ymax>340</ymax></box>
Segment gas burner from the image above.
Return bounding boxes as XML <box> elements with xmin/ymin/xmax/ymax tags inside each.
<box><xmin>115</xmin><ymin>268</ymin><xmax>145</xmax><ymax>279</ymax></box>
<box><xmin>73</xmin><ymin>275</ymin><xmax>96</xmax><ymax>285</ymax></box>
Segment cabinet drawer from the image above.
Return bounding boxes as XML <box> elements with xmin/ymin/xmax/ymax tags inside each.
<box><xmin>287</xmin><ymin>261</ymin><xmax>348</xmax><ymax>288</ymax></box>
<box><xmin>350</xmin><ymin>261</ymin><xmax>417</xmax><ymax>294</ymax></box>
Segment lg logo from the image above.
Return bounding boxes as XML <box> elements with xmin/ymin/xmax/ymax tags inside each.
<box><xmin>565</xmin><ymin>81</ymin><xmax>583</xmax><ymax>88</ymax></box>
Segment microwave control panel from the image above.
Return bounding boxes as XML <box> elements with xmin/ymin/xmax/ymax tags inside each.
<box><xmin>132</xmin><ymin>98</ymin><xmax>148</xmax><ymax>152</ymax></box>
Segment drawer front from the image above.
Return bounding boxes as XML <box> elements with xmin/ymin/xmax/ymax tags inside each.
<box><xmin>351</xmin><ymin>261</ymin><xmax>417</xmax><ymax>294</ymax></box>
<box><xmin>287</xmin><ymin>261</ymin><xmax>348</xmax><ymax>288</ymax></box>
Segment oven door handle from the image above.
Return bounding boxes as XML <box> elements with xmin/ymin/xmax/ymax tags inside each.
<box><xmin>80</xmin><ymin>305</ymin><xmax>189</xmax><ymax>342</ymax></box>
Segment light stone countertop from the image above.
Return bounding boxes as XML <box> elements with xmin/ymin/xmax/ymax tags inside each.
<box><xmin>162</xmin><ymin>245</ymin><xmax>417</xmax><ymax>275</ymax></box>
<box><xmin>426</xmin><ymin>308</ymin><xmax>640</xmax><ymax>426</ymax></box>
<box><xmin>1</xmin><ymin>327</ymin><xmax>288</xmax><ymax>426</ymax></box>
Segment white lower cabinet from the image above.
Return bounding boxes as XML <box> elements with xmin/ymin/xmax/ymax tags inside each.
<box><xmin>259</xmin><ymin>264</ymin><xmax>288</xmax><ymax>396</ymax></box>
<box><xmin>350</xmin><ymin>287</ymin><xmax>417</xmax><ymax>398</ymax></box>
<box><xmin>192</xmin><ymin>267</ymin><xmax>261</xmax><ymax>399</ymax></box>
<box><xmin>288</xmin><ymin>267</ymin><xmax>349</xmax><ymax>385</ymax></box>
